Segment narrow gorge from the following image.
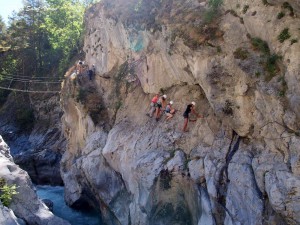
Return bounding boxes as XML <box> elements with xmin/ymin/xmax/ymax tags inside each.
<box><xmin>1</xmin><ymin>0</ymin><xmax>300</xmax><ymax>224</ymax></box>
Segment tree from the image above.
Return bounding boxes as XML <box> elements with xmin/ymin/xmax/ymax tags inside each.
<box><xmin>0</xmin><ymin>15</ymin><xmax>6</xmax><ymax>36</ymax></box>
<box><xmin>42</xmin><ymin>0</ymin><xmax>85</xmax><ymax>72</ymax></box>
<box><xmin>5</xmin><ymin>0</ymin><xmax>49</xmax><ymax>76</ymax></box>
<box><xmin>1</xmin><ymin>0</ymin><xmax>89</xmax><ymax>80</ymax></box>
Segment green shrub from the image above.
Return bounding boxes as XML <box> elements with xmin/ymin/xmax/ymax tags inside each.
<box><xmin>76</xmin><ymin>88</ymin><xmax>88</xmax><ymax>103</ymax></box>
<box><xmin>262</xmin><ymin>0</ymin><xmax>270</xmax><ymax>6</ymax></box>
<box><xmin>277</xmin><ymin>76</ymin><xmax>288</xmax><ymax>97</ymax></box>
<box><xmin>0</xmin><ymin>178</ymin><xmax>18</xmax><ymax>207</ymax></box>
<box><xmin>233</xmin><ymin>48</ymin><xmax>249</xmax><ymax>60</ymax></box>
<box><xmin>203</xmin><ymin>0</ymin><xmax>223</xmax><ymax>23</ymax></box>
<box><xmin>282</xmin><ymin>2</ymin><xmax>294</xmax><ymax>16</ymax></box>
<box><xmin>277</xmin><ymin>12</ymin><xmax>285</xmax><ymax>19</ymax></box>
<box><xmin>251</xmin><ymin>38</ymin><xmax>270</xmax><ymax>54</ymax></box>
<box><xmin>278</xmin><ymin>90</ymin><xmax>285</xmax><ymax>97</ymax></box>
<box><xmin>255</xmin><ymin>71</ymin><xmax>261</xmax><ymax>77</ymax></box>
<box><xmin>223</xmin><ymin>100</ymin><xmax>233</xmax><ymax>115</ymax></box>
<box><xmin>291</xmin><ymin>39</ymin><xmax>298</xmax><ymax>45</ymax></box>
<box><xmin>250</xmin><ymin>37</ymin><xmax>282</xmax><ymax>80</ymax></box>
<box><xmin>115</xmin><ymin>100</ymin><xmax>122</xmax><ymax>110</ymax></box>
<box><xmin>265</xmin><ymin>54</ymin><xmax>281</xmax><ymax>80</ymax></box>
<box><xmin>242</xmin><ymin>5</ymin><xmax>249</xmax><ymax>14</ymax></box>
<box><xmin>278</xmin><ymin>28</ymin><xmax>291</xmax><ymax>43</ymax></box>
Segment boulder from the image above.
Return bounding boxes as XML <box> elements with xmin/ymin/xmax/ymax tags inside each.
<box><xmin>0</xmin><ymin>136</ymin><xmax>70</xmax><ymax>225</ymax></box>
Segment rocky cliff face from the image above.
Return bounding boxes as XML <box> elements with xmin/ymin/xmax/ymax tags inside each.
<box><xmin>60</xmin><ymin>0</ymin><xmax>300</xmax><ymax>224</ymax></box>
<box><xmin>0</xmin><ymin>92</ymin><xmax>66</xmax><ymax>185</ymax></box>
<box><xmin>0</xmin><ymin>135</ymin><xmax>70</xmax><ymax>225</ymax></box>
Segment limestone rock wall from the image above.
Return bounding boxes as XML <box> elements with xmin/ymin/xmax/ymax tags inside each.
<box><xmin>60</xmin><ymin>0</ymin><xmax>300</xmax><ymax>224</ymax></box>
<box><xmin>0</xmin><ymin>92</ymin><xmax>66</xmax><ymax>185</ymax></box>
<box><xmin>0</xmin><ymin>136</ymin><xmax>70</xmax><ymax>225</ymax></box>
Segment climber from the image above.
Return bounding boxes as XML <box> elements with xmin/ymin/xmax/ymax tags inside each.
<box><xmin>182</xmin><ymin>101</ymin><xmax>203</xmax><ymax>132</ymax></box>
<box><xmin>77</xmin><ymin>60</ymin><xmax>84</xmax><ymax>74</ymax></box>
<box><xmin>165</xmin><ymin>101</ymin><xmax>176</xmax><ymax>120</ymax></box>
<box><xmin>155</xmin><ymin>94</ymin><xmax>167</xmax><ymax>121</ymax></box>
<box><xmin>92</xmin><ymin>64</ymin><xmax>96</xmax><ymax>75</ymax></box>
<box><xmin>146</xmin><ymin>93</ymin><xmax>159</xmax><ymax>118</ymax></box>
<box><xmin>88</xmin><ymin>67</ymin><xmax>93</xmax><ymax>81</ymax></box>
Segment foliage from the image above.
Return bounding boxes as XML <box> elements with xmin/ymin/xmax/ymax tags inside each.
<box><xmin>282</xmin><ymin>2</ymin><xmax>294</xmax><ymax>16</ymax></box>
<box><xmin>251</xmin><ymin>38</ymin><xmax>270</xmax><ymax>55</ymax></box>
<box><xmin>76</xmin><ymin>87</ymin><xmax>88</xmax><ymax>103</ymax></box>
<box><xmin>250</xmin><ymin>37</ymin><xmax>282</xmax><ymax>80</ymax></box>
<box><xmin>4</xmin><ymin>0</ymin><xmax>54</xmax><ymax>77</ymax></box>
<box><xmin>277</xmin><ymin>12</ymin><xmax>285</xmax><ymax>19</ymax></box>
<box><xmin>0</xmin><ymin>0</ymin><xmax>89</xmax><ymax>86</ymax></box>
<box><xmin>0</xmin><ymin>178</ymin><xmax>18</xmax><ymax>207</ymax></box>
<box><xmin>290</xmin><ymin>39</ymin><xmax>298</xmax><ymax>45</ymax></box>
<box><xmin>115</xmin><ymin>100</ymin><xmax>122</xmax><ymax>110</ymax></box>
<box><xmin>204</xmin><ymin>0</ymin><xmax>223</xmax><ymax>23</ymax></box>
<box><xmin>113</xmin><ymin>61</ymin><xmax>129</xmax><ymax>97</ymax></box>
<box><xmin>265</xmin><ymin>54</ymin><xmax>281</xmax><ymax>80</ymax></box>
<box><xmin>278</xmin><ymin>28</ymin><xmax>291</xmax><ymax>43</ymax></box>
<box><xmin>242</xmin><ymin>5</ymin><xmax>249</xmax><ymax>14</ymax></box>
<box><xmin>0</xmin><ymin>16</ymin><xmax>7</xmax><ymax>50</ymax></box>
<box><xmin>42</xmin><ymin>0</ymin><xmax>85</xmax><ymax>73</ymax></box>
<box><xmin>277</xmin><ymin>76</ymin><xmax>287</xmax><ymax>97</ymax></box>
<box><xmin>233</xmin><ymin>47</ymin><xmax>249</xmax><ymax>60</ymax></box>
<box><xmin>262</xmin><ymin>0</ymin><xmax>270</xmax><ymax>6</ymax></box>
<box><xmin>222</xmin><ymin>100</ymin><xmax>233</xmax><ymax>115</ymax></box>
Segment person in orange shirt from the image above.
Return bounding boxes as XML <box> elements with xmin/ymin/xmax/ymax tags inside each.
<box><xmin>146</xmin><ymin>93</ymin><xmax>159</xmax><ymax>118</ymax></box>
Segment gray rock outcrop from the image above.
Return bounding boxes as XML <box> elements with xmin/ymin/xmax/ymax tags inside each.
<box><xmin>0</xmin><ymin>135</ymin><xmax>70</xmax><ymax>225</ymax></box>
<box><xmin>60</xmin><ymin>0</ymin><xmax>300</xmax><ymax>224</ymax></box>
<box><xmin>0</xmin><ymin>93</ymin><xmax>65</xmax><ymax>185</ymax></box>
<box><xmin>0</xmin><ymin>202</ymin><xmax>22</xmax><ymax>225</ymax></box>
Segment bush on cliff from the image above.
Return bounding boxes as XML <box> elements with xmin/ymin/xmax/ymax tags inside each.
<box><xmin>0</xmin><ymin>178</ymin><xmax>18</xmax><ymax>207</ymax></box>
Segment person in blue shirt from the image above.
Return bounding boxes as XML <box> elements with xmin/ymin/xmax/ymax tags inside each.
<box><xmin>165</xmin><ymin>101</ymin><xmax>176</xmax><ymax>120</ymax></box>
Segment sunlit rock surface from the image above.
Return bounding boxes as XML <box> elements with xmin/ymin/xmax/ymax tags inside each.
<box><xmin>60</xmin><ymin>0</ymin><xmax>300</xmax><ymax>224</ymax></box>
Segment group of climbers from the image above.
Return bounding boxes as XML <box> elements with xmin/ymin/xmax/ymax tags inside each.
<box><xmin>147</xmin><ymin>94</ymin><xmax>203</xmax><ymax>132</ymax></box>
<box><xmin>74</xmin><ymin>60</ymin><xmax>96</xmax><ymax>81</ymax></box>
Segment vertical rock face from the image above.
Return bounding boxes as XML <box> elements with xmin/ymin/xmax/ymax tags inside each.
<box><xmin>0</xmin><ymin>92</ymin><xmax>66</xmax><ymax>185</ymax></box>
<box><xmin>60</xmin><ymin>0</ymin><xmax>300</xmax><ymax>224</ymax></box>
<box><xmin>0</xmin><ymin>203</ymin><xmax>22</xmax><ymax>225</ymax></box>
<box><xmin>0</xmin><ymin>136</ymin><xmax>70</xmax><ymax>225</ymax></box>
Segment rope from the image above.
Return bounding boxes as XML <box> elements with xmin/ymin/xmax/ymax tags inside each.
<box><xmin>0</xmin><ymin>72</ymin><xmax>62</xmax><ymax>80</ymax></box>
<box><xmin>0</xmin><ymin>86</ymin><xmax>60</xmax><ymax>93</ymax></box>
<box><xmin>0</xmin><ymin>75</ymin><xmax>62</xmax><ymax>83</ymax></box>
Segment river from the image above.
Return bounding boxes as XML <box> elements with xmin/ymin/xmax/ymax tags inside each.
<box><xmin>36</xmin><ymin>185</ymin><xmax>103</xmax><ymax>225</ymax></box>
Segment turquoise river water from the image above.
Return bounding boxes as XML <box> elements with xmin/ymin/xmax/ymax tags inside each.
<box><xmin>36</xmin><ymin>185</ymin><xmax>102</xmax><ymax>225</ymax></box>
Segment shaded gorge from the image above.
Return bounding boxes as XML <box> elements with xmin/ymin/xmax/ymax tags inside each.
<box><xmin>36</xmin><ymin>185</ymin><xmax>102</xmax><ymax>225</ymax></box>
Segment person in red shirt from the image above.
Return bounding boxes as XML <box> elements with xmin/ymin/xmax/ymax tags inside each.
<box><xmin>146</xmin><ymin>93</ymin><xmax>159</xmax><ymax>118</ymax></box>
